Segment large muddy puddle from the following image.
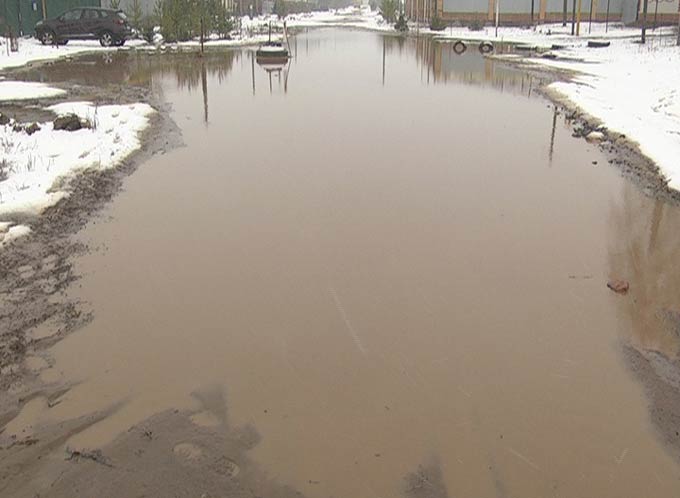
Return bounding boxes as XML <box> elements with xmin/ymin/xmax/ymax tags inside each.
<box><xmin>7</xmin><ymin>28</ymin><xmax>680</xmax><ymax>497</ymax></box>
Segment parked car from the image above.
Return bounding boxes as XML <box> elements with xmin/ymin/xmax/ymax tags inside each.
<box><xmin>35</xmin><ymin>7</ymin><xmax>132</xmax><ymax>47</ymax></box>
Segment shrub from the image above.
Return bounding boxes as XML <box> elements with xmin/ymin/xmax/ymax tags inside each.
<box><xmin>273</xmin><ymin>0</ymin><xmax>287</xmax><ymax>18</ymax></box>
<box><xmin>430</xmin><ymin>14</ymin><xmax>446</xmax><ymax>31</ymax></box>
<box><xmin>395</xmin><ymin>13</ymin><xmax>408</xmax><ymax>31</ymax></box>
<box><xmin>157</xmin><ymin>0</ymin><xmax>234</xmax><ymax>42</ymax></box>
<box><xmin>127</xmin><ymin>0</ymin><xmax>144</xmax><ymax>31</ymax></box>
<box><xmin>140</xmin><ymin>16</ymin><xmax>156</xmax><ymax>43</ymax></box>
<box><xmin>468</xmin><ymin>19</ymin><xmax>484</xmax><ymax>31</ymax></box>
<box><xmin>380</xmin><ymin>0</ymin><xmax>397</xmax><ymax>23</ymax></box>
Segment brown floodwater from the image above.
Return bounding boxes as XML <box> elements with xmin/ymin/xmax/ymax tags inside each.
<box><xmin>9</xmin><ymin>28</ymin><xmax>680</xmax><ymax>497</ymax></box>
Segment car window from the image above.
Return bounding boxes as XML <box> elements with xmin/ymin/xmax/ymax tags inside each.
<box><xmin>100</xmin><ymin>10</ymin><xmax>109</xmax><ymax>17</ymax></box>
<box><xmin>116</xmin><ymin>11</ymin><xmax>128</xmax><ymax>19</ymax></box>
<box><xmin>61</xmin><ymin>9</ymin><xmax>82</xmax><ymax>21</ymax></box>
<box><xmin>82</xmin><ymin>9</ymin><xmax>99</xmax><ymax>19</ymax></box>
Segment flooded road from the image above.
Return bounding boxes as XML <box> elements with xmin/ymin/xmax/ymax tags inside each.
<box><xmin>6</xmin><ymin>29</ymin><xmax>680</xmax><ymax>497</ymax></box>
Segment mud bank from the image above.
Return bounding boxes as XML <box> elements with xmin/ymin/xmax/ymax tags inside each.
<box><xmin>492</xmin><ymin>53</ymin><xmax>680</xmax><ymax>206</ymax></box>
<box><xmin>0</xmin><ymin>81</ymin><xmax>181</xmax><ymax>408</ymax></box>
<box><xmin>533</xmin><ymin>66</ymin><xmax>680</xmax><ymax>463</ymax></box>
<box><xmin>488</xmin><ymin>51</ymin><xmax>680</xmax><ymax>463</ymax></box>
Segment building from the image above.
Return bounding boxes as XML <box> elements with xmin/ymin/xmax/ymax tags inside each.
<box><xmin>405</xmin><ymin>0</ymin><xmax>679</xmax><ymax>25</ymax></box>
<box><xmin>1</xmin><ymin>0</ymin><xmax>100</xmax><ymax>36</ymax></box>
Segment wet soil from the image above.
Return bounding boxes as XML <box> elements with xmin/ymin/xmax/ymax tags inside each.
<box><xmin>3</xmin><ymin>29</ymin><xmax>680</xmax><ymax>498</ymax></box>
<box><xmin>0</xmin><ymin>70</ymin><xmax>181</xmax><ymax>400</ymax></box>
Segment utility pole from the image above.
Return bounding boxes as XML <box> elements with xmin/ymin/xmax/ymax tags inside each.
<box><xmin>576</xmin><ymin>0</ymin><xmax>582</xmax><ymax>35</ymax></box>
<box><xmin>495</xmin><ymin>0</ymin><xmax>500</xmax><ymax>37</ymax></box>
<box><xmin>531</xmin><ymin>0</ymin><xmax>535</xmax><ymax>23</ymax></box>
<box><xmin>653</xmin><ymin>0</ymin><xmax>659</xmax><ymax>29</ymax></box>
<box><xmin>677</xmin><ymin>0</ymin><xmax>680</xmax><ymax>45</ymax></box>
<box><xmin>641</xmin><ymin>0</ymin><xmax>648</xmax><ymax>43</ymax></box>
<box><xmin>563</xmin><ymin>0</ymin><xmax>568</xmax><ymax>25</ymax></box>
<box><xmin>571</xmin><ymin>0</ymin><xmax>576</xmax><ymax>34</ymax></box>
<box><xmin>605</xmin><ymin>0</ymin><xmax>611</xmax><ymax>32</ymax></box>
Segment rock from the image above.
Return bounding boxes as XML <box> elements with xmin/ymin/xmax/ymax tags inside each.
<box><xmin>24</xmin><ymin>123</ymin><xmax>41</xmax><ymax>135</ymax></box>
<box><xmin>586</xmin><ymin>131</ymin><xmax>604</xmax><ymax>143</ymax></box>
<box><xmin>53</xmin><ymin>113</ymin><xmax>82</xmax><ymax>131</ymax></box>
<box><xmin>607</xmin><ymin>279</ymin><xmax>629</xmax><ymax>294</ymax></box>
<box><xmin>0</xmin><ymin>112</ymin><xmax>10</xmax><ymax>125</ymax></box>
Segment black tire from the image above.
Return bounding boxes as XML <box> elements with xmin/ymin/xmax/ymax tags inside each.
<box><xmin>478</xmin><ymin>41</ymin><xmax>493</xmax><ymax>54</ymax></box>
<box><xmin>453</xmin><ymin>40</ymin><xmax>467</xmax><ymax>55</ymax></box>
<box><xmin>99</xmin><ymin>30</ymin><xmax>114</xmax><ymax>47</ymax></box>
<box><xmin>115</xmin><ymin>39</ymin><xmax>125</xmax><ymax>46</ymax></box>
<box><xmin>40</xmin><ymin>30</ymin><xmax>56</xmax><ymax>46</ymax></box>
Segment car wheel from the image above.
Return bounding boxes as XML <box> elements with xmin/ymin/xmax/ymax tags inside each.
<box><xmin>114</xmin><ymin>39</ymin><xmax>125</xmax><ymax>46</ymax></box>
<box><xmin>58</xmin><ymin>39</ymin><xmax>68</xmax><ymax>46</ymax></box>
<box><xmin>99</xmin><ymin>31</ymin><xmax>114</xmax><ymax>47</ymax></box>
<box><xmin>40</xmin><ymin>30</ymin><xmax>55</xmax><ymax>45</ymax></box>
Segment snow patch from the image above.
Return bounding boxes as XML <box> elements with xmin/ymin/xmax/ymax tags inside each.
<box><xmin>0</xmin><ymin>81</ymin><xmax>66</xmax><ymax>101</ymax></box>
<box><xmin>527</xmin><ymin>39</ymin><xmax>680</xmax><ymax>190</ymax></box>
<box><xmin>0</xmin><ymin>224</ymin><xmax>31</xmax><ymax>248</ymax></box>
<box><xmin>0</xmin><ymin>102</ymin><xmax>154</xmax><ymax>218</ymax></box>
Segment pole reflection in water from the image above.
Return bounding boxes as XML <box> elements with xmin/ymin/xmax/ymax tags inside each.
<box><xmin>256</xmin><ymin>57</ymin><xmax>292</xmax><ymax>95</ymax></box>
<box><xmin>380</xmin><ymin>35</ymin><xmax>549</xmax><ymax>96</ymax></box>
<box><xmin>201</xmin><ymin>61</ymin><xmax>208</xmax><ymax>124</ymax></box>
<box><xmin>549</xmin><ymin>105</ymin><xmax>558</xmax><ymax>164</ymax></box>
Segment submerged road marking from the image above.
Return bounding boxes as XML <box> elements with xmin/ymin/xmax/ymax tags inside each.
<box><xmin>506</xmin><ymin>447</ymin><xmax>542</xmax><ymax>472</ymax></box>
<box><xmin>329</xmin><ymin>286</ymin><xmax>368</xmax><ymax>356</ymax></box>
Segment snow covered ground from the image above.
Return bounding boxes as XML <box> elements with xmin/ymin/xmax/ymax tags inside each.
<box><xmin>0</xmin><ymin>37</ymin><xmax>147</xmax><ymax>71</ymax></box>
<box><xmin>0</xmin><ymin>100</ymin><xmax>154</xmax><ymax>246</ymax></box>
<box><xmin>508</xmin><ymin>37</ymin><xmax>680</xmax><ymax>190</ymax></box>
<box><xmin>0</xmin><ymin>81</ymin><xmax>66</xmax><ymax>101</ymax></box>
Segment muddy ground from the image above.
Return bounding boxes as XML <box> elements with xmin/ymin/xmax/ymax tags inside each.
<box><xmin>1</xmin><ymin>45</ymin><xmax>680</xmax><ymax>496</ymax></box>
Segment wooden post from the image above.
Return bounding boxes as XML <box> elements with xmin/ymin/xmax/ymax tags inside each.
<box><xmin>605</xmin><ymin>0</ymin><xmax>611</xmax><ymax>31</ymax></box>
<box><xmin>576</xmin><ymin>0</ymin><xmax>582</xmax><ymax>35</ymax></box>
<box><xmin>495</xmin><ymin>0</ymin><xmax>500</xmax><ymax>36</ymax></box>
<box><xmin>563</xmin><ymin>0</ymin><xmax>568</xmax><ymax>25</ymax></box>
<box><xmin>41</xmin><ymin>0</ymin><xmax>47</xmax><ymax>20</ymax></box>
<box><xmin>641</xmin><ymin>0</ymin><xmax>648</xmax><ymax>43</ymax></box>
<box><xmin>677</xmin><ymin>0</ymin><xmax>680</xmax><ymax>45</ymax></box>
<box><xmin>200</xmin><ymin>16</ymin><xmax>204</xmax><ymax>54</ymax></box>
<box><xmin>571</xmin><ymin>0</ymin><xmax>576</xmax><ymax>34</ymax></box>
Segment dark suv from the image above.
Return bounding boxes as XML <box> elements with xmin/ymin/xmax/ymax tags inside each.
<box><xmin>35</xmin><ymin>8</ymin><xmax>132</xmax><ymax>47</ymax></box>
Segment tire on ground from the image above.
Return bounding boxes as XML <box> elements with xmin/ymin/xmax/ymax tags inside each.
<box><xmin>478</xmin><ymin>41</ymin><xmax>493</xmax><ymax>54</ymax></box>
<box><xmin>453</xmin><ymin>40</ymin><xmax>467</xmax><ymax>55</ymax></box>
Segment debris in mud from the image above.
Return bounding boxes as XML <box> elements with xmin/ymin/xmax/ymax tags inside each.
<box><xmin>404</xmin><ymin>462</ymin><xmax>449</xmax><ymax>498</ymax></box>
<box><xmin>11</xmin><ymin>122</ymin><xmax>42</xmax><ymax>135</ymax></box>
<box><xmin>607</xmin><ymin>279</ymin><xmax>630</xmax><ymax>294</ymax></box>
<box><xmin>586</xmin><ymin>131</ymin><xmax>605</xmax><ymax>143</ymax></box>
<box><xmin>4</xmin><ymin>437</ymin><xmax>39</xmax><ymax>449</ymax></box>
<box><xmin>53</xmin><ymin>113</ymin><xmax>85</xmax><ymax>131</ymax></box>
<box><xmin>25</xmin><ymin>123</ymin><xmax>41</xmax><ymax>135</ymax></box>
<box><xmin>65</xmin><ymin>447</ymin><xmax>113</xmax><ymax>467</ymax></box>
<box><xmin>0</xmin><ymin>112</ymin><xmax>10</xmax><ymax>125</ymax></box>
